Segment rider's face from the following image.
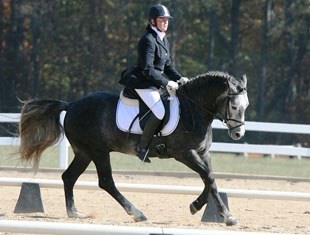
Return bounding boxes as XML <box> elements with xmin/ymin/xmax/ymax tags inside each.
<box><xmin>155</xmin><ymin>17</ymin><xmax>169</xmax><ymax>32</ymax></box>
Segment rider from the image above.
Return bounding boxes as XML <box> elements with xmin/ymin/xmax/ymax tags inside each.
<box><xmin>120</xmin><ymin>4</ymin><xmax>188</xmax><ymax>163</ymax></box>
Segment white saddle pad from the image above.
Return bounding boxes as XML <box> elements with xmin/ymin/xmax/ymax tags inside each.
<box><xmin>116</xmin><ymin>92</ymin><xmax>180</xmax><ymax>136</ymax></box>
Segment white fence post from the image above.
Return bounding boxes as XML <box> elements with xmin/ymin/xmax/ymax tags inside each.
<box><xmin>59</xmin><ymin>111</ymin><xmax>68</xmax><ymax>169</ymax></box>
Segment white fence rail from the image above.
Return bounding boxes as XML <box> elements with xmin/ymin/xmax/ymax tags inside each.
<box><xmin>0</xmin><ymin>177</ymin><xmax>309</xmax><ymax>201</ymax></box>
<box><xmin>0</xmin><ymin>220</ymin><xmax>278</xmax><ymax>235</ymax></box>
<box><xmin>0</xmin><ymin>113</ymin><xmax>309</xmax><ymax>169</ymax></box>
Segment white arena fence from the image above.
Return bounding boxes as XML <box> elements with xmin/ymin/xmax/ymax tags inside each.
<box><xmin>0</xmin><ymin>177</ymin><xmax>309</xmax><ymax>201</ymax></box>
<box><xmin>0</xmin><ymin>112</ymin><xmax>309</xmax><ymax>169</ymax></box>
<box><xmin>0</xmin><ymin>220</ymin><xmax>283</xmax><ymax>235</ymax></box>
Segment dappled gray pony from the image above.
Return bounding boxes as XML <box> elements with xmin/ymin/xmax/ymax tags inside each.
<box><xmin>19</xmin><ymin>71</ymin><xmax>248</xmax><ymax>226</ymax></box>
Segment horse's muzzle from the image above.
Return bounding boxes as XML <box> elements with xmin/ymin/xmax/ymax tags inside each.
<box><xmin>228</xmin><ymin>124</ymin><xmax>245</xmax><ymax>140</ymax></box>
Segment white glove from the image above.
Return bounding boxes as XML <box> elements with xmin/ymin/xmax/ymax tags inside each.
<box><xmin>178</xmin><ymin>77</ymin><xmax>189</xmax><ymax>85</ymax></box>
<box><xmin>166</xmin><ymin>81</ymin><xmax>179</xmax><ymax>96</ymax></box>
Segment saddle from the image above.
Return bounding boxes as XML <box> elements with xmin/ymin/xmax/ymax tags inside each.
<box><xmin>116</xmin><ymin>88</ymin><xmax>180</xmax><ymax>136</ymax></box>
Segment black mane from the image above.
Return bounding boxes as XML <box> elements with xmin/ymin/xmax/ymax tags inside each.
<box><xmin>178</xmin><ymin>71</ymin><xmax>233</xmax><ymax>94</ymax></box>
<box><xmin>190</xmin><ymin>71</ymin><xmax>233</xmax><ymax>81</ymax></box>
<box><xmin>180</xmin><ymin>71</ymin><xmax>242</xmax><ymax>95</ymax></box>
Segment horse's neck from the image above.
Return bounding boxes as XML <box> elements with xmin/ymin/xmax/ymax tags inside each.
<box><xmin>179</xmin><ymin>87</ymin><xmax>220</xmax><ymax>124</ymax></box>
<box><xmin>180</xmin><ymin>85</ymin><xmax>221</xmax><ymax>111</ymax></box>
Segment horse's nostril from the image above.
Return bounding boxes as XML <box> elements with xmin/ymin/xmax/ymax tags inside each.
<box><xmin>235</xmin><ymin>133</ymin><xmax>240</xmax><ymax>139</ymax></box>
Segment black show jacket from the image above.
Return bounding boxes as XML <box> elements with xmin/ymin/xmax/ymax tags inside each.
<box><xmin>123</xmin><ymin>25</ymin><xmax>182</xmax><ymax>89</ymax></box>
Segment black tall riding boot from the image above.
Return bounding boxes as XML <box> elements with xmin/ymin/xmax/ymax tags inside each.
<box><xmin>136</xmin><ymin>114</ymin><xmax>162</xmax><ymax>163</ymax></box>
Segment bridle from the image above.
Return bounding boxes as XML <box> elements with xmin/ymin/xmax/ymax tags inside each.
<box><xmin>178</xmin><ymin>84</ymin><xmax>247</xmax><ymax>130</ymax></box>
<box><xmin>221</xmin><ymin>88</ymin><xmax>247</xmax><ymax>131</ymax></box>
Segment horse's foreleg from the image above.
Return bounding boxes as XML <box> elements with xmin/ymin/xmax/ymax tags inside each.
<box><xmin>177</xmin><ymin>150</ymin><xmax>212</xmax><ymax>214</ymax></box>
<box><xmin>189</xmin><ymin>183</ymin><xmax>210</xmax><ymax>214</ymax></box>
<box><xmin>62</xmin><ymin>154</ymin><xmax>91</xmax><ymax>218</ymax></box>
<box><xmin>189</xmin><ymin>151</ymin><xmax>212</xmax><ymax>214</ymax></box>
<box><xmin>177</xmin><ymin>150</ymin><xmax>237</xmax><ymax>226</ymax></box>
<box><xmin>94</xmin><ymin>155</ymin><xmax>147</xmax><ymax>222</ymax></box>
<box><xmin>208</xmin><ymin>181</ymin><xmax>237</xmax><ymax>225</ymax></box>
<box><xmin>202</xmin><ymin>151</ymin><xmax>237</xmax><ymax>226</ymax></box>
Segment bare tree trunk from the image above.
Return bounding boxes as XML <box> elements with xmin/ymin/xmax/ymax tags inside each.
<box><xmin>125</xmin><ymin>2</ymin><xmax>134</xmax><ymax>68</ymax></box>
<box><xmin>258</xmin><ymin>0</ymin><xmax>273</xmax><ymax>121</ymax></box>
<box><xmin>168</xmin><ymin>1</ymin><xmax>177</xmax><ymax>67</ymax></box>
<box><xmin>230</xmin><ymin>0</ymin><xmax>240</xmax><ymax>76</ymax></box>
<box><xmin>207</xmin><ymin>3</ymin><xmax>216</xmax><ymax>70</ymax></box>
<box><xmin>281</xmin><ymin>0</ymin><xmax>294</xmax><ymax>123</ymax></box>
<box><xmin>31</xmin><ymin>4</ymin><xmax>41</xmax><ymax>98</ymax></box>
<box><xmin>283</xmin><ymin>0</ymin><xmax>308</xmax><ymax>122</ymax></box>
<box><xmin>1</xmin><ymin>0</ymin><xmax>24</xmax><ymax>112</ymax></box>
<box><xmin>0</xmin><ymin>1</ymin><xmax>3</xmax><ymax>56</ymax></box>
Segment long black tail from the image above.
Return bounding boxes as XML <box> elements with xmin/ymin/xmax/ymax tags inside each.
<box><xmin>19</xmin><ymin>99</ymin><xmax>68</xmax><ymax>170</ymax></box>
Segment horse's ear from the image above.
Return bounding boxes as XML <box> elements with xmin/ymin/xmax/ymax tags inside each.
<box><xmin>240</xmin><ymin>74</ymin><xmax>247</xmax><ymax>88</ymax></box>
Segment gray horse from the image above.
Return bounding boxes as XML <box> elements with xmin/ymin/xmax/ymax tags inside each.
<box><xmin>19</xmin><ymin>71</ymin><xmax>248</xmax><ymax>226</ymax></box>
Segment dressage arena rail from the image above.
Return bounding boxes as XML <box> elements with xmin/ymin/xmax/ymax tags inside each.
<box><xmin>0</xmin><ymin>112</ymin><xmax>309</xmax><ymax>169</ymax></box>
<box><xmin>0</xmin><ymin>220</ymin><xmax>283</xmax><ymax>235</ymax></box>
<box><xmin>0</xmin><ymin>177</ymin><xmax>309</xmax><ymax>201</ymax></box>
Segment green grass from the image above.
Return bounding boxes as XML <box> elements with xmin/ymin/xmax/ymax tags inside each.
<box><xmin>1</xmin><ymin>146</ymin><xmax>309</xmax><ymax>179</ymax></box>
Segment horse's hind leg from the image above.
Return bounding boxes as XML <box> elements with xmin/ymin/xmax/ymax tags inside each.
<box><xmin>93</xmin><ymin>151</ymin><xmax>147</xmax><ymax>222</ymax></box>
<box><xmin>62</xmin><ymin>153</ymin><xmax>91</xmax><ymax>218</ymax></box>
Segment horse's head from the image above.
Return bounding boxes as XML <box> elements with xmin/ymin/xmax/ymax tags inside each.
<box><xmin>178</xmin><ymin>71</ymin><xmax>249</xmax><ymax>140</ymax></box>
<box><xmin>217</xmin><ymin>74</ymin><xmax>249</xmax><ymax>140</ymax></box>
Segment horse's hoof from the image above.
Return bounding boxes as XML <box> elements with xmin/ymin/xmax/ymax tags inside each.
<box><xmin>224</xmin><ymin>216</ymin><xmax>238</xmax><ymax>226</ymax></box>
<box><xmin>133</xmin><ymin>213</ymin><xmax>147</xmax><ymax>222</ymax></box>
<box><xmin>68</xmin><ymin>211</ymin><xmax>88</xmax><ymax>219</ymax></box>
<box><xmin>190</xmin><ymin>203</ymin><xmax>198</xmax><ymax>215</ymax></box>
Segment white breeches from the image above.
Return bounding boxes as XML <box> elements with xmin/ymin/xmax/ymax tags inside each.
<box><xmin>135</xmin><ymin>87</ymin><xmax>165</xmax><ymax>120</ymax></box>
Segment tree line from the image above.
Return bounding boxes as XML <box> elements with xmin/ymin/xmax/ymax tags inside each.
<box><xmin>0</xmin><ymin>0</ymin><xmax>309</xmax><ymax>145</ymax></box>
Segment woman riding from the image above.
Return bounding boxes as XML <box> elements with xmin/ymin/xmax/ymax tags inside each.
<box><xmin>120</xmin><ymin>4</ymin><xmax>188</xmax><ymax>163</ymax></box>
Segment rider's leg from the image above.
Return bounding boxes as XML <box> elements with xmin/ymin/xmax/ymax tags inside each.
<box><xmin>136</xmin><ymin>114</ymin><xmax>161</xmax><ymax>162</ymax></box>
<box><xmin>135</xmin><ymin>88</ymin><xmax>165</xmax><ymax>163</ymax></box>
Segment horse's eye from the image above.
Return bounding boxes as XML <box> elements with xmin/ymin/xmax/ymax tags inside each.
<box><xmin>231</xmin><ymin>105</ymin><xmax>238</xmax><ymax>110</ymax></box>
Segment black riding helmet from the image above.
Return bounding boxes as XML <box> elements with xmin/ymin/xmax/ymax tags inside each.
<box><xmin>149</xmin><ymin>4</ymin><xmax>173</xmax><ymax>19</ymax></box>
